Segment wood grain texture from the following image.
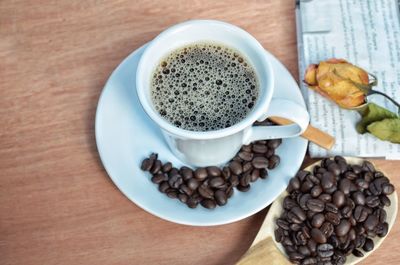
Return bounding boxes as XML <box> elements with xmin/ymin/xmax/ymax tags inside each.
<box><xmin>0</xmin><ymin>1</ymin><xmax>399</xmax><ymax>265</ymax></box>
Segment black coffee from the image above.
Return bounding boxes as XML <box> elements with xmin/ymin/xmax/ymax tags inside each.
<box><xmin>150</xmin><ymin>42</ymin><xmax>259</xmax><ymax>131</ymax></box>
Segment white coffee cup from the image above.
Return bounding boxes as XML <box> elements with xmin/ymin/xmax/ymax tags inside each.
<box><xmin>136</xmin><ymin>20</ymin><xmax>309</xmax><ymax>167</ymax></box>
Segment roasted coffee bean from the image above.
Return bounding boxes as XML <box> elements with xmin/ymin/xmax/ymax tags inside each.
<box><xmin>178</xmin><ymin>193</ymin><xmax>188</xmax><ymax>203</ymax></box>
<box><xmin>341</xmin><ymin>205</ymin><xmax>352</xmax><ymax>218</ymax></box>
<box><xmin>198</xmin><ymin>185</ymin><xmax>214</xmax><ymax>199</ymax></box>
<box><xmin>159</xmin><ymin>181</ymin><xmax>170</xmax><ymax>193</ymax></box>
<box><xmin>221</xmin><ymin>166</ymin><xmax>231</xmax><ymax>179</ymax></box>
<box><xmin>348</xmin><ymin>228</ymin><xmax>356</xmax><ymax>241</ymax></box>
<box><xmin>307</xmin><ymin>174</ymin><xmax>321</xmax><ymax>185</ymax></box>
<box><xmin>141</xmin><ymin>158</ymin><xmax>153</xmax><ymax>171</ymax></box>
<box><xmin>267</xmin><ymin>139</ymin><xmax>282</xmax><ymax>149</ymax></box>
<box><xmin>301</xmin><ymin>181</ymin><xmax>314</xmax><ymax>193</ymax></box>
<box><xmin>327</xmin><ymin>163</ymin><xmax>341</xmax><ymax>176</ymax></box>
<box><xmin>369</xmin><ymin>181</ymin><xmax>382</xmax><ymax>195</ymax></box>
<box><xmin>239</xmin><ymin>172</ymin><xmax>251</xmax><ymax>187</ymax></box>
<box><xmin>283</xmin><ymin>197</ymin><xmax>298</xmax><ymax>210</ymax></box>
<box><xmin>179</xmin><ymin>166</ymin><xmax>192</xmax><ymax>181</ymax></box>
<box><xmin>229</xmin><ymin>161</ymin><xmax>243</xmax><ymax>175</ymax></box>
<box><xmin>237</xmin><ymin>151</ymin><xmax>253</xmax><ymax>161</ymax></box>
<box><xmin>364</xmin><ymin>215</ymin><xmax>379</xmax><ymax>231</ymax></box>
<box><xmin>201</xmin><ymin>199</ymin><xmax>216</xmax><ymax>209</ymax></box>
<box><xmin>298</xmin><ymin>245</ymin><xmax>311</xmax><ymax>256</ymax></box>
<box><xmin>150</xmin><ymin>160</ymin><xmax>162</xmax><ymax>174</ymax></box>
<box><xmin>380</xmin><ymin>194</ymin><xmax>391</xmax><ymax>207</ymax></box>
<box><xmin>187</xmin><ymin>178</ymin><xmax>200</xmax><ymax>190</ymax></box>
<box><xmin>319</xmin><ymin>193</ymin><xmax>332</xmax><ymax>203</ymax></box>
<box><xmin>311</xmin><ymin>185</ymin><xmax>323</xmax><ymax>197</ymax></box>
<box><xmin>206</xmin><ymin>166</ymin><xmax>221</xmax><ymax>177</ymax></box>
<box><xmin>168</xmin><ymin>168</ymin><xmax>179</xmax><ymax>178</ymax></box>
<box><xmin>179</xmin><ymin>184</ymin><xmax>193</xmax><ymax>196</ymax></box>
<box><xmin>382</xmin><ymin>183</ymin><xmax>395</xmax><ymax>195</ymax></box>
<box><xmin>225</xmin><ymin>185</ymin><xmax>234</xmax><ymax>198</ymax></box>
<box><xmin>362</xmin><ymin>160</ymin><xmax>375</xmax><ymax>172</ymax></box>
<box><xmin>312</xmin><ymin>213</ymin><xmax>325</xmax><ymax>228</ymax></box>
<box><xmin>374</xmin><ymin>208</ymin><xmax>387</xmax><ymax>223</ymax></box>
<box><xmin>242</xmin><ymin>162</ymin><xmax>253</xmax><ymax>173</ymax></box>
<box><xmin>194</xmin><ymin>168</ymin><xmax>208</xmax><ymax>180</ymax></box>
<box><xmin>268</xmin><ymin>155</ymin><xmax>280</xmax><ymax>169</ymax></box>
<box><xmin>311</xmin><ymin>228</ymin><xmax>326</xmax><ymax>243</ymax></box>
<box><xmin>325</xmin><ymin>212</ymin><xmax>340</xmax><ymax>225</ymax></box>
<box><xmin>375</xmin><ymin>222</ymin><xmax>389</xmax><ymax>237</ymax></box>
<box><xmin>212</xmin><ymin>190</ymin><xmax>226</xmax><ymax>206</ymax></box>
<box><xmin>333</xmin><ymin>254</ymin><xmax>346</xmax><ymax>265</ymax></box>
<box><xmin>288</xmin><ymin>177</ymin><xmax>301</xmax><ymax>192</ymax></box>
<box><xmin>332</xmin><ymin>190</ymin><xmax>346</xmax><ymax>208</ymax></box>
<box><xmin>321</xmin><ymin>222</ymin><xmax>334</xmax><ymax>238</ymax></box>
<box><xmin>346</xmin><ymin>198</ymin><xmax>356</xmax><ymax>209</ymax></box>
<box><xmin>363</xmin><ymin>171</ymin><xmax>374</xmax><ymax>182</ymax></box>
<box><xmin>296</xmin><ymin>170</ymin><xmax>310</xmax><ymax>182</ymax></box>
<box><xmin>338</xmin><ymin>161</ymin><xmax>348</xmax><ymax>174</ymax></box>
<box><xmin>288</xmin><ymin>207</ymin><xmax>307</xmax><ymax>224</ymax></box>
<box><xmin>363</xmin><ymin>238</ymin><xmax>374</xmax><ymax>252</ymax></box>
<box><xmin>237</xmin><ymin>184</ymin><xmax>250</xmax><ymax>192</ymax></box>
<box><xmin>252</xmin><ymin>144</ymin><xmax>268</xmax><ymax>153</ymax></box>
<box><xmin>289</xmin><ymin>223</ymin><xmax>302</xmax><ymax>232</ymax></box>
<box><xmin>277</xmin><ymin>218</ymin><xmax>290</xmax><ymax>230</ymax></box>
<box><xmin>325</xmin><ymin>203</ymin><xmax>338</xmax><ymax>213</ymax></box>
<box><xmin>209</xmin><ymin>177</ymin><xmax>225</xmax><ymax>188</ymax></box>
<box><xmin>161</xmin><ymin>162</ymin><xmax>172</xmax><ymax>173</ymax></box>
<box><xmin>252</xmin><ymin>157</ymin><xmax>269</xmax><ymax>169</ymax></box>
<box><xmin>366</xmin><ymin>196</ymin><xmax>380</xmax><ymax>208</ymax></box>
<box><xmin>241</xmin><ymin>144</ymin><xmax>252</xmax><ymax>152</ymax></box>
<box><xmin>354</xmin><ymin>205</ymin><xmax>368</xmax><ymax>222</ymax></box>
<box><xmin>229</xmin><ymin>175</ymin><xmax>239</xmax><ymax>187</ymax></box>
<box><xmin>168</xmin><ymin>174</ymin><xmax>181</xmax><ymax>188</ymax></box>
<box><xmin>336</xmin><ymin>219</ymin><xmax>351</xmax><ymax>237</ymax></box>
<box><xmin>166</xmin><ymin>190</ymin><xmax>178</xmax><ymax>198</ymax></box>
<box><xmin>282</xmin><ymin>236</ymin><xmax>294</xmax><ymax>247</ymax></box>
<box><xmin>352</xmin><ymin>249</ymin><xmax>364</xmax><ymax>257</ymax></box>
<box><xmin>354</xmin><ymin>234</ymin><xmax>366</xmax><ymax>248</ymax></box>
<box><xmin>275</xmin><ymin>228</ymin><xmax>284</xmax><ymax>242</ymax></box>
<box><xmin>299</xmin><ymin>193</ymin><xmax>312</xmax><ymax>210</ymax></box>
<box><xmin>352</xmin><ymin>191</ymin><xmax>366</xmax><ymax>205</ymax></box>
<box><xmin>339</xmin><ymin>178</ymin><xmax>352</xmax><ymax>194</ymax></box>
<box><xmin>307</xmin><ymin>199</ymin><xmax>325</xmax><ymax>212</ymax></box>
<box><xmin>344</xmin><ymin>171</ymin><xmax>357</xmax><ymax>180</ymax></box>
<box><xmin>321</xmin><ymin>172</ymin><xmax>335</xmax><ymax>191</ymax></box>
<box><xmin>250</xmin><ymin>169</ymin><xmax>260</xmax><ymax>182</ymax></box>
<box><xmin>317</xmin><ymin>243</ymin><xmax>334</xmax><ymax>258</ymax></box>
<box><xmin>288</xmin><ymin>252</ymin><xmax>305</xmax><ymax>262</ymax></box>
<box><xmin>151</xmin><ymin>173</ymin><xmax>166</xmax><ymax>184</ymax></box>
<box><xmin>355</xmin><ymin>178</ymin><xmax>369</xmax><ymax>190</ymax></box>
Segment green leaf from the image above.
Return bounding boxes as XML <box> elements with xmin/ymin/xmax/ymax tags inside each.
<box><xmin>356</xmin><ymin>103</ymin><xmax>398</xmax><ymax>134</ymax></box>
<box><xmin>367</xmin><ymin>118</ymin><xmax>400</xmax><ymax>143</ymax></box>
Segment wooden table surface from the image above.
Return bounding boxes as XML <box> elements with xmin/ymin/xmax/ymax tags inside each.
<box><xmin>1</xmin><ymin>1</ymin><xmax>399</xmax><ymax>264</ymax></box>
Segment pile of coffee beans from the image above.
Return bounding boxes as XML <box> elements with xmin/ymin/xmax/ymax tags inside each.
<box><xmin>275</xmin><ymin>156</ymin><xmax>395</xmax><ymax>264</ymax></box>
<box><xmin>140</xmin><ymin>139</ymin><xmax>282</xmax><ymax>209</ymax></box>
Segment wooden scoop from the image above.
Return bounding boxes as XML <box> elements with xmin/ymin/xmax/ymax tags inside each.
<box><xmin>269</xmin><ymin>116</ymin><xmax>335</xmax><ymax>150</ymax></box>
<box><xmin>236</xmin><ymin>157</ymin><xmax>398</xmax><ymax>265</ymax></box>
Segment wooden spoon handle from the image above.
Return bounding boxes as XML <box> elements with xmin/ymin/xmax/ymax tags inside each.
<box><xmin>236</xmin><ymin>236</ymin><xmax>291</xmax><ymax>265</ymax></box>
<box><xmin>269</xmin><ymin>116</ymin><xmax>335</xmax><ymax>150</ymax></box>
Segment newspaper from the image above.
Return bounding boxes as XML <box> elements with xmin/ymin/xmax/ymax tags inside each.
<box><xmin>296</xmin><ymin>0</ymin><xmax>400</xmax><ymax>159</ymax></box>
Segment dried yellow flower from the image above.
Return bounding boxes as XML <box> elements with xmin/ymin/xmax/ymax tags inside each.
<box><xmin>304</xmin><ymin>58</ymin><xmax>369</xmax><ymax>108</ymax></box>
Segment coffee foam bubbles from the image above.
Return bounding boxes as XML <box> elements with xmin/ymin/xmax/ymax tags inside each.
<box><xmin>151</xmin><ymin>42</ymin><xmax>259</xmax><ymax>131</ymax></box>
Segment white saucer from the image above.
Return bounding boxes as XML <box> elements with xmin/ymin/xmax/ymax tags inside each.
<box><xmin>95</xmin><ymin>45</ymin><xmax>308</xmax><ymax>226</ymax></box>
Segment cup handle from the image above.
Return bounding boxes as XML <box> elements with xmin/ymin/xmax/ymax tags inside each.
<box><xmin>244</xmin><ymin>98</ymin><xmax>309</xmax><ymax>144</ymax></box>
